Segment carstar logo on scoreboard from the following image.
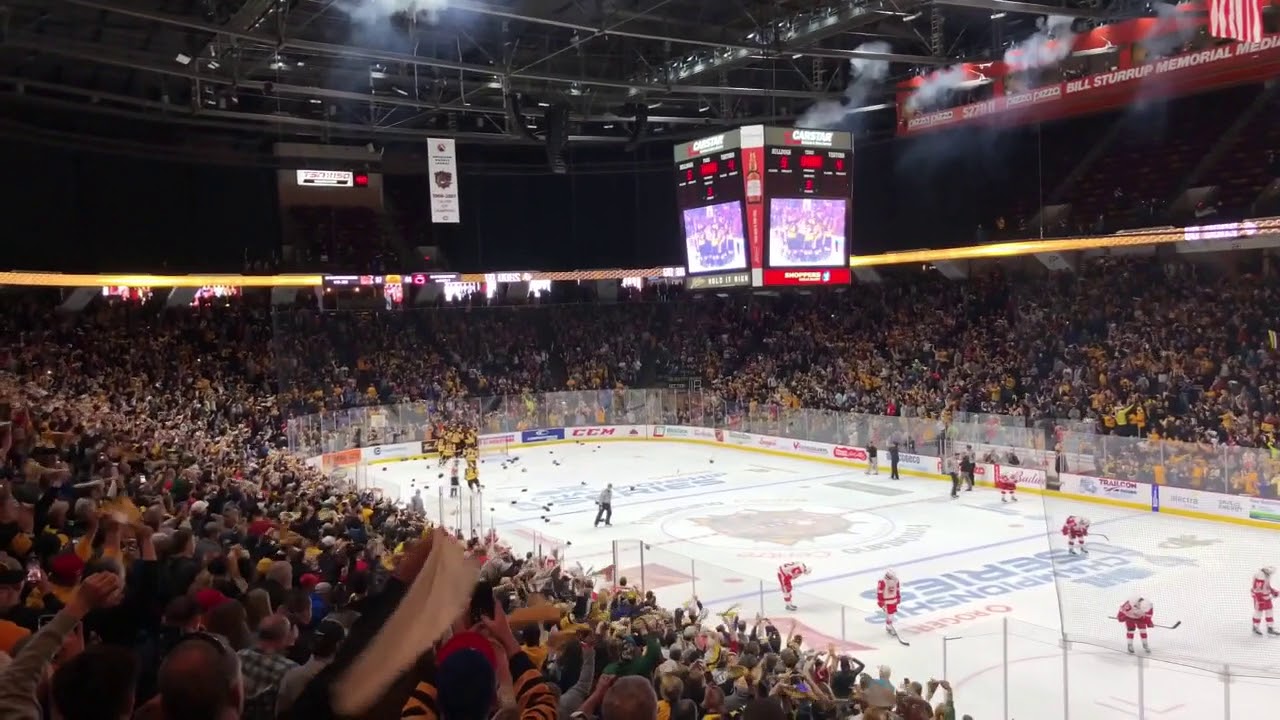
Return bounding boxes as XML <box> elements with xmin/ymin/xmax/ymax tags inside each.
<box><xmin>689</xmin><ymin>134</ymin><xmax>726</xmax><ymax>156</ymax></box>
<box><xmin>833</xmin><ymin>446</ymin><xmax>868</xmax><ymax>462</ymax></box>
<box><xmin>786</xmin><ymin>129</ymin><xmax>836</xmax><ymax>146</ymax></box>
<box><xmin>571</xmin><ymin>428</ymin><xmax>615</xmax><ymax>438</ymax></box>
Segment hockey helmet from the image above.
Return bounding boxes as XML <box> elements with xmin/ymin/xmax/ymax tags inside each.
<box><xmin>884</xmin><ymin>569</ymin><xmax>897</xmax><ymax>580</ymax></box>
<box><xmin>1079</xmin><ymin>517</ymin><xmax>1091</xmax><ymax>527</ymax></box>
<box><xmin>801</xmin><ymin>563</ymin><xmax>811</xmax><ymax>574</ymax></box>
<box><xmin>1263</xmin><ymin>566</ymin><xmax>1277</xmax><ymax>577</ymax></box>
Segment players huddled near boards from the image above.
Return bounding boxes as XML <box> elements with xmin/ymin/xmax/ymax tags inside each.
<box><xmin>433</xmin><ymin>421</ymin><xmax>480</xmax><ymax>496</ymax></box>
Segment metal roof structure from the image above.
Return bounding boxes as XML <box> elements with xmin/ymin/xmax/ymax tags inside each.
<box><xmin>0</xmin><ymin>0</ymin><xmax>1145</xmax><ymax>147</ymax></box>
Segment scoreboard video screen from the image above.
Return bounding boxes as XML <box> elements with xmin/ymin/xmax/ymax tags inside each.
<box><xmin>673</xmin><ymin>131</ymin><xmax>753</xmax><ymax>290</ymax></box>
<box><xmin>674</xmin><ymin>126</ymin><xmax>853</xmax><ymax>289</ymax></box>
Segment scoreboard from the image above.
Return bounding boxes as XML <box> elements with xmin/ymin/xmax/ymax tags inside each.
<box><xmin>673</xmin><ymin>131</ymin><xmax>752</xmax><ymax>290</ymax></box>
<box><xmin>674</xmin><ymin>126</ymin><xmax>853</xmax><ymax>289</ymax></box>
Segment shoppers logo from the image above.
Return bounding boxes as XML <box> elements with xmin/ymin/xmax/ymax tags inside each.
<box><xmin>571</xmin><ymin>428</ymin><xmax>615</xmax><ymax>437</ymax></box>
<box><xmin>857</xmin><ymin>548</ymin><xmax>1162</xmax><ymax>625</ymax></box>
<box><xmin>792</xmin><ymin>441</ymin><xmax>828</xmax><ymax>456</ymax></box>
<box><xmin>757</xmin><ymin>437</ymin><xmax>779</xmax><ymax>448</ymax></box>
<box><xmin>833</xmin><ymin>446</ymin><xmax>868</xmax><ymax>462</ymax></box>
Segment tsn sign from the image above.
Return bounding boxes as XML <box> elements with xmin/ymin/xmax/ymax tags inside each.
<box><xmin>571</xmin><ymin>428</ymin><xmax>616</xmax><ymax>438</ymax></box>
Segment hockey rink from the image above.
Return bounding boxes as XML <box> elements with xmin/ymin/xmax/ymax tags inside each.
<box><xmin>372</xmin><ymin>440</ymin><xmax>1280</xmax><ymax>719</ymax></box>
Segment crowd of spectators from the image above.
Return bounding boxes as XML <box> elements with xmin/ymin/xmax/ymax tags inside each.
<box><xmin>2</xmin><ymin>253</ymin><xmax>1279</xmax><ymax>720</ymax></box>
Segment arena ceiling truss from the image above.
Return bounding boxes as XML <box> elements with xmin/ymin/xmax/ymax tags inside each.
<box><xmin>0</xmin><ymin>0</ymin><xmax>1143</xmax><ymax>147</ymax></box>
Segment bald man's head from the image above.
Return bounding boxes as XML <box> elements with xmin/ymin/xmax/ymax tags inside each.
<box><xmin>157</xmin><ymin>635</ymin><xmax>243</xmax><ymax>720</ymax></box>
<box><xmin>602</xmin><ymin>676</ymin><xmax>658</xmax><ymax>720</ymax></box>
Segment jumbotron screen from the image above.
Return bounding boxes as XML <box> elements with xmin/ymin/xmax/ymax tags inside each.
<box><xmin>767</xmin><ymin>198</ymin><xmax>847</xmax><ymax>268</ymax></box>
<box><xmin>682</xmin><ymin>201</ymin><xmax>748</xmax><ymax>275</ymax></box>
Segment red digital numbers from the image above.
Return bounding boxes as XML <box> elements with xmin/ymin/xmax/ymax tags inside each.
<box><xmin>835</xmin><ymin>158</ymin><xmax>845</xmax><ymax>172</ymax></box>
<box><xmin>705</xmin><ymin>186</ymin><xmax>713</xmax><ymax>197</ymax></box>
<box><xmin>728</xmin><ymin>158</ymin><xmax>736</xmax><ymax>171</ymax></box>
<box><xmin>799</xmin><ymin>154</ymin><xmax>823</xmax><ymax>170</ymax></box>
<box><xmin>804</xmin><ymin>178</ymin><xmax>814</xmax><ymax>192</ymax></box>
<box><xmin>686</xmin><ymin>169</ymin><xmax>694</xmax><ymax>182</ymax></box>
<box><xmin>779</xmin><ymin>155</ymin><xmax>789</xmax><ymax>169</ymax></box>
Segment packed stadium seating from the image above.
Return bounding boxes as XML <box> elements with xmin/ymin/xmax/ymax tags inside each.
<box><xmin>2</xmin><ymin>252</ymin><xmax>1278</xmax><ymax>720</ymax></box>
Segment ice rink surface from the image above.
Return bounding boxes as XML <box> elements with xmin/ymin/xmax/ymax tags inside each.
<box><xmin>372</xmin><ymin>440</ymin><xmax>1280</xmax><ymax>719</ymax></box>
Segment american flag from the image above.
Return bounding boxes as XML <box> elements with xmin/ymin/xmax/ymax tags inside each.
<box><xmin>1208</xmin><ymin>0</ymin><xmax>1266</xmax><ymax>43</ymax></box>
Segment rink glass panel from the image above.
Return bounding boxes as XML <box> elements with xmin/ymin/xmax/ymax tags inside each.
<box><xmin>284</xmin><ymin>389</ymin><xmax>1280</xmax><ymax>718</ymax></box>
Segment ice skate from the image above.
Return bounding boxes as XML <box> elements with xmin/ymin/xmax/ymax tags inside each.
<box><xmin>1079</xmin><ymin>546</ymin><xmax>1089</xmax><ymax>554</ymax></box>
<box><xmin>1126</xmin><ymin>642</ymin><xmax>1134</xmax><ymax>654</ymax></box>
<box><xmin>786</xmin><ymin>603</ymin><xmax>798</xmax><ymax>611</ymax></box>
<box><xmin>1142</xmin><ymin>641</ymin><xmax>1150</xmax><ymax>653</ymax></box>
<box><xmin>1068</xmin><ymin>548</ymin><xmax>1077</xmax><ymax>555</ymax></box>
<box><xmin>1253</xmin><ymin>626</ymin><xmax>1264</xmax><ymax>636</ymax></box>
<box><xmin>1011</xmin><ymin>495</ymin><xmax>1018</xmax><ymax>502</ymax></box>
<box><xmin>1001</xmin><ymin>496</ymin><xmax>1008</xmax><ymax>503</ymax></box>
<box><xmin>1269</xmin><ymin>627</ymin><xmax>1280</xmax><ymax>637</ymax></box>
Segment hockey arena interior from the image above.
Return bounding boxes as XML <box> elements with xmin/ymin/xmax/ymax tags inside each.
<box><xmin>3</xmin><ymin>1</ymin><xmax>1280</xmax><ymax>720</ymax></box>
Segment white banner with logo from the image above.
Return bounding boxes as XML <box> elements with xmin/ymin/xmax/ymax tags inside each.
<box><xmin>427</xmin><ymin>138</ymin><xmax>461</xmax><ymax>223</ymax></box>
<box><xmin>1061</xmin><ymin>474</ymin><xmax>1147</xmax><ymax>504</ymax></box>
<box><xmin>361</xmin><ymin>441</ymin><xmax>422</xmax><ymax>462</ymax></box>
<box><xmin>566</xmin><ymin>425</ymin><xmax>648</xmax><ymax>440</ymax></box>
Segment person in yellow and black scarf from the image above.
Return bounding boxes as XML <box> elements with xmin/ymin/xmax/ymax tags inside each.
<box><xmin>402</xmin><ymin>604</ymin><xmax>556</xmax><ymax>720</ymax></box>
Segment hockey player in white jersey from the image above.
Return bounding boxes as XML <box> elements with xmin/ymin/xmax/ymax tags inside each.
<box><xmin>1252</xmin><ymin>566</ymin><xmax>1279</xmax><ymax>637</ymax></box>
<box><xmin>877</xmin><ymin>570</ymin><xmax>901</xmax><ymax>636</ymax></box>
<box><xmin>1117</xmin><ymin>596</ymin><xmax>1155</xmax><ymax>653</ymax></box>
<box><xmin>778</xmin><ymin>561</ymin><xmax>811</xmax><ymax>611</ymax></box>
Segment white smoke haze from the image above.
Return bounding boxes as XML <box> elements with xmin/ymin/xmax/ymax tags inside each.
<box><xmin>340</xmin><ymin>0</ymin><xmax>451</xmax><ymax>26</ymax></box>
<box><xmin>1140</xmin><ymin>2</ymin><xmax>1199</xmax><ymax>59</ymax></box>
<box><xmin>903</xmin><ymin>64</ymin><xmax>972</xmax><ymax>114</ymax></box>
<box><xmin>795</xmin><ymin>41</ymin><xmax>893</xmax><ymax>129</ymax></box>
<box><xmin>1003</xmin><ymin>15</ymin><xmax>1077</xmax><ymax>73</ymax></box>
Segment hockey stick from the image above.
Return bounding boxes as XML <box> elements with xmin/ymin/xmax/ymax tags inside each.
<box><xmin>1090</xmin><ymin>533</ymin><xmax>1111</xmax><ymax>541</ymax></box>
<box><xmin>1102</xmin><ymin>618</ymin><xmax>1181</xmax><ymax>630</ymax></box>
<box><xmin>889</xmin><ymin>629</ymin><xmax>911</xmax><ymax>647</ymax></box>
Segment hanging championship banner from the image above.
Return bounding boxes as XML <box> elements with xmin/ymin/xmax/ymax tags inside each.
<box><xmin>427</xmin><ymin>138</ymin><xmax>461</xmax><ymax>223</ymax></box>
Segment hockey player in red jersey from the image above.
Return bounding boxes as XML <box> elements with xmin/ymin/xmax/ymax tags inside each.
<box><xmin>1117</xmin><ymin>596</ymin><xmax>1154</xmax><ymax>653</ymax></box>
<box><xmin>778</xmin><ymin>561</ymin><xmax>811</xmax><ymax>611</ymax></box>
<box><xmin>995</xmin><ymin>470</ymin><xmax>1018</xmax><ymax>503</ymax></box>
<box><xmin>1062</xmin><ymin>515</ymin><xmax>1090</xmax><ymax>554</ymax></box>
<box><xmin>877</xmin><ymin>570</ymin><xmax>902</xmax><ymax>636</ymax></box>
<box><xmin>1252</xmin><ymin>566</ymin><xmax>1279</xmax><ymax>637</ymax></box>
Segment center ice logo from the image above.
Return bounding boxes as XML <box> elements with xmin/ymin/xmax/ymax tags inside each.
<box><xmin>692</xmin><ymin>509</ymin><xmax>857</xmax><ymax>546</ymax></box>
<box><xmin>655</xmin><ymin>498</ymin><xmax>927</xmax><ymax>559</ymax></box>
